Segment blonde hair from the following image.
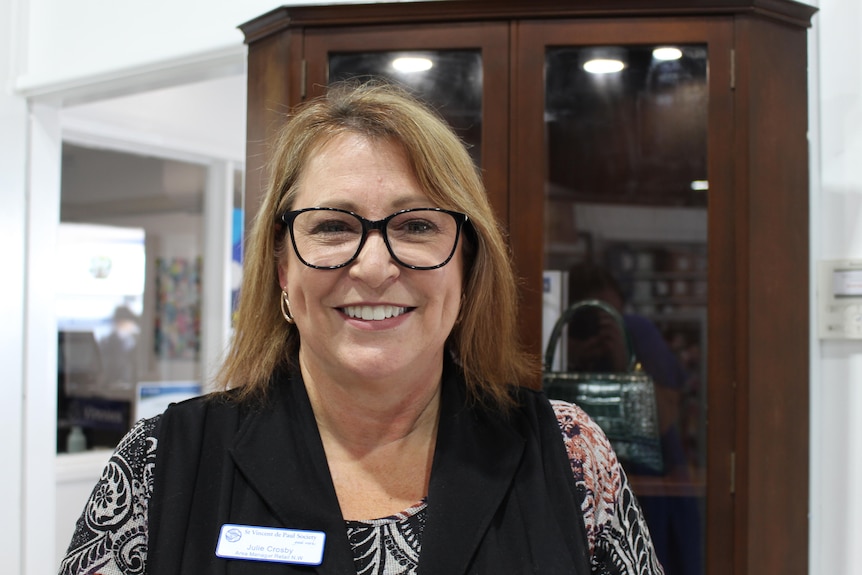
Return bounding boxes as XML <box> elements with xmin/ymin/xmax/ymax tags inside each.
<box><xmin>215</xmin><ymin>81</ymin><xmax>538</xmax><ymax>409</ymax></box>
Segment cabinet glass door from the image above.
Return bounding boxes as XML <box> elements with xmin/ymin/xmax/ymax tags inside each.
<box><xmin>304</xmin><ymin>23</ymin><xmax>510</xmax><ymax>220</ymax></box>
<box><xmin>547</xmin><ymin>42</ymin><xmax>707</xmax><ymax>575</ymax></box>
<box><xmin>515</xmin><ymin>19</ymin><xmax>734</xmax><ymax>575</ymax></box>
<box><xmin>329</xmin><ymin>50</ymin><xmax>483</xmax><ymax>165</ymax></box>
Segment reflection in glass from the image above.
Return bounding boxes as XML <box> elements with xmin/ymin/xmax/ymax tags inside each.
<box><xmin>545</xmin><ymin>45</ymin><xmax>707</xmax><ymax>207</ymax></box>
<box><xmin>58</xmin><ymin>144</ymin><xmax>208</xmax><ymax>453</ymax></box>
<box><xmin>542</xmin><ymin>45</ymin><xmax>708</xmax><ymax>575</ymax></box>
<box><xmin>329</xmin><ymin>50</ymin><xmax>483</xmax><ymax>165</ymax></box>
<box><xmin>56</xmin><ymin>223</ymin><xmax>146</xmax><ymax>452</ymax></box>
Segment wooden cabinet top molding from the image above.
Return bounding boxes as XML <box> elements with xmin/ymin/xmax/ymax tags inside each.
<box><xmin>240</xmin><ymin>0</ymin><xmax>816</xmax><ymax>44</ymax></box>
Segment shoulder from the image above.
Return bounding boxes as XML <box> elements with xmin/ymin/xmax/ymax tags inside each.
<box><xmin>104</xmin><ymin>415</ymin><xmax>162</xmax><ymax>483</ymax></box>
<box><xmin>162</xmin><ymin>389</ymin><xmax>241</xmax><ymax>413</ymax></box>
<box><xmin>548</xmin><ymin>398</ymin><xmax>620</xmax><ymax>498</ymax></box>
<box><xmin>550</xmin><ymin>399</ymin><xmax>665</xmax><ymax>574</ymax></box>
<box><xmin>506</xmin><ymin>387</ymin><xmax>615</xmax><ymax>460</ymax></box>
<box><xmin>506</xmin><ymin>390</ymin><xmax>621</xmax><ymax>514</ymax></box>
<box><xmin>58</xmin><ymin>416</ymin><xmax>161</xmax><ymax>575</ymax></box>
<box><xmin>547</xmin><ymin>399</ymin><xmax>622</xmax><ymax>553</ymax></box>
<box><xmin>157</xmin><ymin>389</ymin><xmax>247</xmax><ymax>433</ymax></box>
<box><xmin>505</xmin><ymin>392</ymin><xmax>633</xmax><ymax>560</ymax></box>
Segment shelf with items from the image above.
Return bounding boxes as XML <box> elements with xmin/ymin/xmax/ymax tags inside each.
<box><xmin>603</xmin><ymin>241</ymin><xmax>707</xmax><ymax>310</ymax></box>
<box><xmin>598</xmin><ymin>238</ymin><xmax>709</xmax><ymax>484</ymax></box>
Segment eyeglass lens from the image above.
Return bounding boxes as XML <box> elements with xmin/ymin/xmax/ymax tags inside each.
<box><xmin>291</xmin><ymin>209</ymin><xmax>460</xmax><ymax>269</ymax></box>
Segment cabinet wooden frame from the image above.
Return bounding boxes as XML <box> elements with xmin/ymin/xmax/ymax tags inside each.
<box><xmin>240</xmin><ymin>2</ymin><xmax>816</xmax><ymax>573</ymax></box>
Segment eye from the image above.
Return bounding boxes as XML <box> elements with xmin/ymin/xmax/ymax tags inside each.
<box><xmin>311</xmin><ymin>219</ymin><xmax>355</xmax><ymax>234</ymax></box>
<box><xmin>299</xmin><ymin>211</ymin><xmax>362</xmax><ymax>236</ymax></box>
<box><xmin>402</xmin><ymin>218</ymin><xmax>438</xmax><ymax>234</ymax></box>
<box><xmin>390</xmin><ymin>211</ymin><xmax>446</xmax><ymax>233</ymax></box>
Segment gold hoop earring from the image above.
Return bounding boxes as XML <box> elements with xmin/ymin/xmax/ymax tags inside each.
<box><xmin>280</xmin><ymin>288</ymin><xmax>295</xmax><ymax>324</ymax></box>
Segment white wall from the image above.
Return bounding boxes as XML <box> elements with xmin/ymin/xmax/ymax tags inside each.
<box><xmin>809</xmin><ymin>1</ymin><xmax>862</xmax><ymax>573</ymax></box>
<box><xmin>16</xmin><ymin>0</ymin><xmax>400</xmax><ymax>95</ymax></box>
<box><xmin>20</xmin><ymin>1</ymin><xmax>266</xmax><ymax>91</ymax></box>
<box><xmin>0</xmin><ymin>0</ymin><xmax>28</xmax><ymax>570</ymax></box>
<box><xmin>3</xmin><ymin>0</ymin><xmax>860</xmax><ymax>573</ymax></box>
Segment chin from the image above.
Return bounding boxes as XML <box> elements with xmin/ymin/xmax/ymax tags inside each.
<box><xmin>341</xmin><ymin>347</ymin><xmax>434</xmax><ymax>381</ymax></box>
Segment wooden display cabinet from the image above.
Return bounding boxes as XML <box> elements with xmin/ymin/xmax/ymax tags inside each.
<box><xmin>240</xmin><ymin>2</ymin><xmax>816</xmax><ymax>573</ymax></box>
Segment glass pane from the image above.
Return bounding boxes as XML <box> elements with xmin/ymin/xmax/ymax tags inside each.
<box><xmin>542</xmin><ymin>45</ymin><xmax>708</xmax><ymax>575</ymax></box>
<box><xmin>329</xmin><ymin>50</ymin><xmax>483</xmax><ymax>165</ymax></box>
<box><xmin>57</xmin><ymin>144</ymin><xmax>207</xmax><ymax>453</ymax></box>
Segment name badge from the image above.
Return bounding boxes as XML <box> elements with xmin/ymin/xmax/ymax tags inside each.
<box><xmin>215</xmin><ymin>523</ymin><xmax>326</xmax><ymax>565</ymax></box>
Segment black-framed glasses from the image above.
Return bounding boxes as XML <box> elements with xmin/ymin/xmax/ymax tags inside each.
<box><xmin>279</xmin><ymin>207</ymin><xmax>469</xmax><ymax>270</ymax></box>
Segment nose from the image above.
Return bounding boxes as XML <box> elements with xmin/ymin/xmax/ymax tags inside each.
<box><xmin>348</xmin><ymin>230</ymin><xmax>400</xmax><ymax>286</ymax></box>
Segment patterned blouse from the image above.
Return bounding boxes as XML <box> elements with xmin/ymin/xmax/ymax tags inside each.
<box><xmin>58</xmin><ymin>400</ymin><xmax>664</xmax><ymax>575</ymax></box>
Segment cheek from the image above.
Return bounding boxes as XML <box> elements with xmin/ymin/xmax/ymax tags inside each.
<box><xmin>438</xmin><ymin>269</ymin><xmax>465</xmax><ymax>321</ymax></box>
<box><xmin>284</xmin><ymin>265</ymin><xmax>338</xmax><ymax>319</ymax></box>
<box><xmin>283</xmin><ymin>263</ymin><xmax>303</xmax><ymax>301</ymax></box>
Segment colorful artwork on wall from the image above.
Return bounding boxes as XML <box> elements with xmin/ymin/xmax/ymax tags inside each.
<box><xmin>154</xmin><ymin>257</ymin><xmax>201</xmax><ymax>360</ymax></box>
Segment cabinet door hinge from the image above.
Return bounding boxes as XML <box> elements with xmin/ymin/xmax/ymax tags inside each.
<box><xmin>301</xmin><ymin>59</ymin><xmax>308</xmax><ymax>100</ymax></box>
<box><xmin>730</xmin><ymin>49</ymin><xmax>736</xmax><ymax>90</ymax></box>
<box><xmin>730</xmin><ymin>451</ymin><xmax>736</xmax><ymax>494</ymax></box>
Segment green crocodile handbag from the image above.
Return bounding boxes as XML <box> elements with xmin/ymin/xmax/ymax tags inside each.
<box><xmin>543</xmin><ymin>298</ymin><xmax>664</xmax><ymax>474</ymax></box>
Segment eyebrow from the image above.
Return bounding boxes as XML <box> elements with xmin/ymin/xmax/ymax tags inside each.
<box><xmin>310</xmin><ymin>194</ymin><xmax>434</xmax><ymax>213</ymax></box>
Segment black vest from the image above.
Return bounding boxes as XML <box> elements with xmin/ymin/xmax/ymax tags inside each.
<box><xmin>147</xmin><ymin>363</ymin><xmax>591</xmax><ymax>574</ymax></box>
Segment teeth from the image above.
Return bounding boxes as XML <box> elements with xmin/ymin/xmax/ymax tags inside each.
<box><xmin>343</xmin><ymin>305</ymin><xmax>407</xmax><ymax>321</ymax></box>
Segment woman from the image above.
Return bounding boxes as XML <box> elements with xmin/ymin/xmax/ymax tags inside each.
<box><xmin>59</xmin><ymin>82</ymin><xmax>664</xmax><ymax>575</ymax></box>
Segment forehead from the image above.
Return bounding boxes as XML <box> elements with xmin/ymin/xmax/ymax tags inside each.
<box><xmin>292</xmin><ymin>133</ymin><xmax>429</xmax><ymax>212</ymax></box>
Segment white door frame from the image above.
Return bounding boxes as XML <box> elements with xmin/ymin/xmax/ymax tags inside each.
<box><xmin>20</xmin><ymin>44</ymin><xmax>246</xmax><ymax>574</ymax></box>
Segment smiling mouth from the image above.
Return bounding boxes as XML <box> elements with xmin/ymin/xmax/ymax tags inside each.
<box><xmin>342</xmin><ymin>305</ymin><xmax>409</xmax><ymax>321</ymax></box>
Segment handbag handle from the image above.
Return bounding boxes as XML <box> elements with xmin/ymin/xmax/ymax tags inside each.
<box><xmin>543</xmin><ymin>298</ymin><xmax>637</xmax><ymax>373</ymax></box>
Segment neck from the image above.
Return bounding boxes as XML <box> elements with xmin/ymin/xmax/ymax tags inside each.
<box><xmin>299</xmin><ymin>353</ymin><xmax>443</xmax><ymax>454</ymax></box>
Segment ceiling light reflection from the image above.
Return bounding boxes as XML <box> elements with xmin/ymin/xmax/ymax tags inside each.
<box><xmin>653</xmin><ymin>46</ymin><xmax>683</xmax><ymax>61</ymax></box>
<box><xmin>392</xmin><ymin>57</ymin><xmax>433</xmax><ymax>73</ymax></box>
<box><xmin>583</xmin><ymin>58</ymin><xmax>625</xmax><ymax>74</ymax></box>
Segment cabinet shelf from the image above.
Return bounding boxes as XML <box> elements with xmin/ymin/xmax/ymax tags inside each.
<box><xmin>629</xmin><ymin>471</ymin><xmax>706</xmax><ymax>498</ymax></box>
